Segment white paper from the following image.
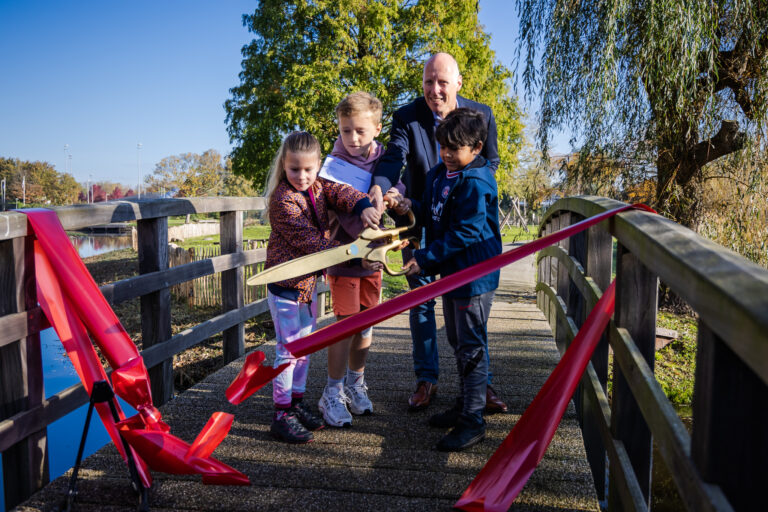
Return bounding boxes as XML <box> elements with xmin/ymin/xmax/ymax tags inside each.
<box><xmin>318</xmin><ymin>155</ymin><xmax>372</xmax><ymax>193</ymax></box>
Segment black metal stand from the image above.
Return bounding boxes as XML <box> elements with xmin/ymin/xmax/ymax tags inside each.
<box><xmin>60</xmin><ymin>380</ymin><xmax>149</xmax><ymax>512</ymax></box>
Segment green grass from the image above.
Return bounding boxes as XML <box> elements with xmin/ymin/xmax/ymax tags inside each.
<box><xmin>501</xmin><ymin>225</ymin><xmax>537</xmax><ymax>243</ymax></box>
<box><xmin>173</xmin><ymin>224</ymin><xmax>271</xmax><ymax>249</ymax></box>
<box><xmin>381</xmin><ymin>250</ymin><xmax>409</xmax><ymax>299</ymax></box>
<box><xmin>654</xmin><ymin>311</ymin><xmax>697</xmax><ymax>405</ymax></box>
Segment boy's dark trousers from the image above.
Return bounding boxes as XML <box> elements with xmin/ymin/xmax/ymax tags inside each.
<box><xmin>442</xmin><ymin>290</ymin><xmax>495</xmax><ymax>424</ymax></box>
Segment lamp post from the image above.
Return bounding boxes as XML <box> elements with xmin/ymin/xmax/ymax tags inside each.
<box><xmin>1</xmin><ymin>178</ymin><xmax>5</xmax><ymax>211</ymax></box>
<box><xmin>63</xmin><ymin>144</ymin><xmax>70</xmax><ymax>173</ymax></box>
<box><xmin>22</xmin><ymin>173</ymin><xmax>26</xmax><ymax>205</ymax></box>
<box><xmin>137</xmin><ymin>143</ymin><xmax>142</xmax><ymax>199</ymax></box>
<box><xmin>88</xmin><ymin>174</ymin><xmax>92</xmax><ymax>203</ymax></box>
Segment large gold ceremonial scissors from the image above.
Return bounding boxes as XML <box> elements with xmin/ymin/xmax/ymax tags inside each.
<box><xmin>246</xmin><ymin>211</ymin><xmax>417</xmax><ymax>286</ymax></box>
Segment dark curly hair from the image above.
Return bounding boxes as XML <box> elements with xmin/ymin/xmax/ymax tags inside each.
<box><xmin>435</xmin><ymin>107</ymin><xmax>487</xmax><ymax>149</ymax></box>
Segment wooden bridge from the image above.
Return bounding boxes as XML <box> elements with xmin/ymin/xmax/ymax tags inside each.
<box><xmin>1</xmin><ymin>196</ymin><xmax>766</xmax><ymax>511</ymax></box>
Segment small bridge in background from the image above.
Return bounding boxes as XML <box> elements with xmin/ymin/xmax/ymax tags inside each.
<box><xmin>1</xmin><ymin>196</ymin><xmax>766</xmax><ymax>511</ymax></box>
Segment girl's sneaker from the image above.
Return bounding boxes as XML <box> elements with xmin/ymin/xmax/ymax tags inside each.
<box><xmin>344</xmin><ymin>382</ymin><xmax>373</xmax><ymax>415</ymax></box>
<box><xmin>291</xmin><ymin>401</ymin><xmax>325</xmax><ymax>431</ymax></box>
<box><xmin>318</xmin><ymin>386</ymin><xmax>353</xmax><ymax>427</ymax></box>
<box><xmin>270</xmin><ymin>410</ymin><xmax>313</xmax><ymax>443</ymax></box>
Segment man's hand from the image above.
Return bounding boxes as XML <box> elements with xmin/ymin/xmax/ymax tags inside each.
<box><xmin>360</xmin><ymin>206</ymin><xmax>381</xmax><ymax>228</ymax></box>
<box><xmin>404</xmin><ymin>257</ymin><xmax>421</xmax><ymax>277</ymax></box>
<box><xmin>368</xmin><ymin>185</ymin><xmax>385</xmax><ymax>214</ymax></box>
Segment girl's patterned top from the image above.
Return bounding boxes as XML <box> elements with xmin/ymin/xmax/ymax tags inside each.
<box><xmin>265</xmin><ymin>177</ymin><xmax>369</xmax><ymax>302</ymax></box>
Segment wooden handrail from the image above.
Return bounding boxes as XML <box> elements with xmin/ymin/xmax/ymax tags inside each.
<box><xmin>537</xmin><ymin>196</ymin><xmax>767</xmax><ymax>511</ymax></box>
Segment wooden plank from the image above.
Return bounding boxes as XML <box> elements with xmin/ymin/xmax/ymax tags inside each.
<box><xmin>581</xmin><ymin>221</ymin><xmax>613</xmax><ymax>500</ymax></box>
<box><xmin>220</xmin><ymin>211</ymin><xmax>244</xmax><ymax>363</ymax></box>
<box><xmin>691</xmin><ymin>321</ymin><xmax>765</xmax><ymax>511</ymax></box>
<box><xmin>0</xmin><ymin>197</ymin><xmax>267</xmax><ymax>240</ymax></box>
<box><xmin>611</xmin><ymin>327</ymin><xmax>733</xmax><ymax>511</ymax></box>
<box><xmin>137</xmin><ymin>217</ymin><xmax>173</xmax><ymax>406</ymax></box>
<box><xmin>141</xmin><ymin>299</ymin><xmax>270</xmax><ymax>368</ymax></box>
<box><xmin>99</xmin><ymin>247</ymin><xmax>266</xmax><ymax>305</ymax></box>
<box><xmin>582</xmin><ymin>364</ymin><xmax>648</xmax><ymax>512</ymax></box>
<box><xmin>0</xmin><ymin>383</ymin><xmax>89</xmax><ymax>453</ymax></box>
<box><xmin>555</xmin><ymin>213</ymin><xmax>571</xmax><ymax>351</ymax></box>
<box><xmin>0</xmin><ymin>307</ymin><xmax>47</xmax><ymax>348</ymax></box>
<box><xmin>608</xmin><ymin>243</ymin><xmax>657</xmax><ymax>509</ymax></box>
<box><xmin>0</xmin><ymin>237</ymin><xmax>49</xmax><ymax>508</ymax></box>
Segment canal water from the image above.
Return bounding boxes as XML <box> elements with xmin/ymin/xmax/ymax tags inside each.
<box><xmin>1</xmin><ymin>234</ymin><xmax>133</xmax><ymax>512</ymax></box>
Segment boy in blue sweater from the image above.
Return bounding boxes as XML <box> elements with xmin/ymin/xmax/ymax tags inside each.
<box><xmin>400</xmin><ymin>107</ymin><xmax>502</xmax><ymax>451</ymax></box>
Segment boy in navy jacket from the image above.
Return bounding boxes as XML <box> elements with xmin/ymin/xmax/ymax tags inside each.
<box><xmin>400</xmin><ymin>108</ymin><xmax>502</xmax><ymax>451</ymax></box>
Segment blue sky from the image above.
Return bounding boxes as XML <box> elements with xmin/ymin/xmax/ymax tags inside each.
<box><xmin>0</xmin><ymin>0</ymin><xmax>566</xmax><ymax>188</ymax></box>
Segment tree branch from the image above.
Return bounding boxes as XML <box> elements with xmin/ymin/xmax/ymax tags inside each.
<box><xmin>691</xmin><ymin>120</ymin><xmax>746</xmax><ymax>170</ymax></box>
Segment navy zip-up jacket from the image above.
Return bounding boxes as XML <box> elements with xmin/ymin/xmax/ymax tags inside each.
<box><xmin>411</xmin><ymin>156</ymin><xmax>501</xmax><ymax>298</ymax></box>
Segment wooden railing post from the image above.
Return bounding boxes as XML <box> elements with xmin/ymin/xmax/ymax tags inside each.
<box><xmin>581</xmin><ymin>223</ymin><xmax>613</xmax><ymax>501</ymax></box>
<box><xmin>137</xmin><ymin>217</ymin><xmax>173</xmax><ymax>405</ymax></box>
<box><xmin>0</xmin><ymin>236</ymin><xmax>49</xmax><ymax>508</ymax></box>
<box><xmin>220</xmin><ymin>211</ymin><xmax>244</xmax><ymax>363</ymax></box>
<box><xmin>691</xmin><ymin>321</ymin><xmax>768</xmax><ymax>510</ymax></box>
<box><xmin>608</xmin><ymin>243</ymin><xmax>658</xmax><ymax>510</ymax></box>
<box><xmin>555</xmin><ymin>212</ymin><xmax>572</xmax><ymax>352</ymax></box>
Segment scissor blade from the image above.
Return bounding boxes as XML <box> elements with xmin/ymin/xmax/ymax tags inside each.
<box><xmin>246</xmin><ymin>243</ymin><xmax>359</xmax><ymax>286</ymax></box>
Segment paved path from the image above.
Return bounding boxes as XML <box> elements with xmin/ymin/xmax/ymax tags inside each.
<box><xmin>17</xmin><ymin>243</ymin><xmax>598</xmax><ymax>511</ymax></box>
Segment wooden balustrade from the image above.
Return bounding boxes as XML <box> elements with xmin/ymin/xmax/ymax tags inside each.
<box><xmin>536</xmin><ymin>196</ymin><xmax>768</xmax><ymax>511</ymax></box>
<box><xmin>0</xmin><ymin>197</ymin><xmax>329</xmax><ymax>509</ymax></box>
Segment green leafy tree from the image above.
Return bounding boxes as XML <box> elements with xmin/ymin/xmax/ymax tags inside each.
<box><xmin>147</xmin><ymin>149</ymin><xmax>226</xmax><ymax>197</ymax></box>
<box><xmin>0</xmin><ymin>157</ymin><xmax>79</xmax><ymax>205</ymax></box>
<box><xmin>517</xmin><ymin>0</ymin><xmax>768</xmax><ymax>228</ymax></box>
<box><xmin>226</xmin><ymin>0</ymin><xmax>523</xmax><ymax>191</ymax></box>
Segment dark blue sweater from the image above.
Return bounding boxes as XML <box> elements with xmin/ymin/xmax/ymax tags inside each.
<box><xmin>411</xmin><ymin>156</ymin><xmax>501</xmax><ymax>298</ymax></box>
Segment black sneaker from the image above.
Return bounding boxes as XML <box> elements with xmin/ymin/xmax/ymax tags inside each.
<box><xmin>270</xmin><ymin>410</ymin><xmax>313</xmax><ymax>444</ymax></box>
<box><xmin>428</xmin><ymin>399</ymin><xmax>463</xmax><ymax>428</ymax></box>
<box><xmin>292</xmin><ymin>401</ymin><xmax>325</xmax><ymax>431</ymax></box>
<box><xmin>435</xmin><ymin>417</ymin><xmax>485</xmax><ymax>452</ymax></box>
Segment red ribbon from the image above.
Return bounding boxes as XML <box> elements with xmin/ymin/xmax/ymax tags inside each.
<box><xmin>455</xmin><ymin>280</ymin><xmax>616</xmax><ymax>510</ymax></box>
<box><xmin>24</xmin><ymin>209</ymin><xmax>249</xmax><ymax>487</ymax></box>
<box><xmin>285</xmin><ymin>203</ymin><xmax>652</xmax><ymax>358</ymax></box>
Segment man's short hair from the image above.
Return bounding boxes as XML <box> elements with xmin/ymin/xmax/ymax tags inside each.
<box><xmin>335</xmin><ymin>92</ymin><xmax>383</xmax><ymax>124</ymax></box>
<box><xmin>435</xmin><ymin>107</ymin><xmax>487</xmax><ymax>149</ymax></box>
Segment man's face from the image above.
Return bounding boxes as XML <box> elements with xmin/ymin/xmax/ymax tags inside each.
<box><xmin>423</xmin><ymin>57</ymin><xmax>462</xmax><ymax>119</ymax></box>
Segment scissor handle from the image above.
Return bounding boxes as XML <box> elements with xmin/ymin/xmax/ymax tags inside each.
<box><xmin>365</xmin><ymin>237</ymin><xmax>419</xmax><ymax>276</ymax></box>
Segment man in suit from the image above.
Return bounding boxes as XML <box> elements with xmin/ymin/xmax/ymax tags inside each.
<box><xmin>369</xmin><ymin>52</ymin><xmax>507</xmax><ymax>414</ymax></box>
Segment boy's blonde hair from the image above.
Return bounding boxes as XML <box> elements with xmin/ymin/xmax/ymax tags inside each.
<box><xmin>263</xmin><ymin>131</ymin><xmax>322</xmax><ymax>223</ymax></box>
<box><xmin>335</xmin><ymin>92</ymin><xmax>383</xmax><ymax>124</ymax></box>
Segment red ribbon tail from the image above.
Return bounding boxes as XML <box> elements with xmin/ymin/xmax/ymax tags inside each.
<box><xmin>455</xmin><ymin>281</ymin><xmax>616</xmax><ymax>510</ymax></box>
<box><xmin>226</xmin><ymin>350</ymin><xmax>289</xmax><ymax>405</ymax></box>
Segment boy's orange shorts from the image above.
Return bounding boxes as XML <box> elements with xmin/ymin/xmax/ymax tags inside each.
<box><xmin>328</xmin><ymin>273</ymin><xmax>382</xmax><ymax>317</ymax></box>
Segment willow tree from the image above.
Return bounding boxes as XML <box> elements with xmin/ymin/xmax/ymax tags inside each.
<box><xmin>225</xmin><ymin>0</ymin><xmax>523</xmax><ymax>192</ymax></box>
<box><xmin>518</xmin><ymin>0</ymin><xmax>768</xmax><ymax>227</ymax></box>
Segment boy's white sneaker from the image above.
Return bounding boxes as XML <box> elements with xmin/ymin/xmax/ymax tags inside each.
<box><xmin>318</xmin><ymin>386</ymin><xmax>352</xmax><ymax>428</ymax></box>
<box><xmin>344</xmin><ymin>382</ymin><xmax>373</xmax><ymax>415</ymax></box>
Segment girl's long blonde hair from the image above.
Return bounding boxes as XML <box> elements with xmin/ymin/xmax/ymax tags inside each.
<box><xmin>263</xmin><ymin>131</ymin><xmax>322</xmax><ymax>223</ymax></box>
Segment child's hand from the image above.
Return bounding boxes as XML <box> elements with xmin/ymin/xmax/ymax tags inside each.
<box><xmin>404</xmin><ymin>258</ymin><xmax>421</xmax><ymax>277</ymax></box>
<box><xmin>383</xmin><ymin>190</ymin><xmax>403</xmax><ymax>208</ymax></box>
<box><xmin>360</xmin><ymin>206</ymin><xmax>381</xmax><ymax>228</ymax></box>
<box><xmin>368</xmin><ymin>185</ymin><xmax>386</xmax><ymax>214</ymax></box>
<box><xmin>361</xmin><ymin>259</ymin><xmax>383</xmax><ymax>271</ymax></box>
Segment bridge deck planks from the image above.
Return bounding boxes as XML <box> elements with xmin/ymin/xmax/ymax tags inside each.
<box><xmin>15</xmin><ymin>244</ymin><xmax>599</xmax><ymax>511</ymax></box>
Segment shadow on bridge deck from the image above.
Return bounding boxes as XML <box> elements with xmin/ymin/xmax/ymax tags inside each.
<box><xmin>16</xmin><ymin>243</ymin><xmax>598</xmax><ymax>512</ymax></box>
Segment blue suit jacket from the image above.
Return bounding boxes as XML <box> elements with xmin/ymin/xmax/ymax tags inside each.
<box><xmin>372</xmin><ymin>95</ymin><xmax>499</xmax><ymax>200</ymax></box>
